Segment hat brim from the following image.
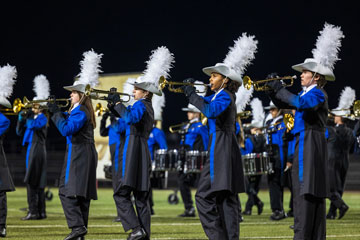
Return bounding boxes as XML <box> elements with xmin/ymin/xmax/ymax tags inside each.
<box><xmin>132</xmin><ymin>82</ymin><xmax>162</xmax><ymax>96</ymax></box>
<box><xmin>330</xmin><ymin>109</ymin><xmax>350</xmax><ymax>116</ymax></box>
<box><xmin>63</xmin><ymin>84</ymin><xmax>86</xmax><ymax>93</ymax></box>
<box><xmin>181</xmin><ymin>107</ymin><xmax>200</xmax><ymax>113</ymax></box>
<box><xmin>0</xmin><ymin>98</ymin><xmax>12</xmax><ymax>108</ymax></box>
<box><xmin>264</xmin><ymin>105</ymin><xmax>277</xmax><ymax>110</ymax></box>
<box><xmin>292</xmin><ymin>61</ymin><xmax>335</xmax><ymax>81</ymax></box>
<box><xmin>202</xmin><ymin>64</ymin><xmax>243</xmax><ymax>84</ymax></box>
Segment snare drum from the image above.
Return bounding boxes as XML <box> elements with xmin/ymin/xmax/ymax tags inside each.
<box><xmin>242</xmin><ymin>152</ymin><xmax>271</xmax><ymax>176</ymax></box>
<box><xmin>167</xmin><ymin>149</ymin><xmax>180</xmax><ymax>171</ymax></box>
<box><xmin>184</xmin><ymin>150</ymin><xmax>204</xmax><ymax>174</ymax></box>
<box><xmin>153</xmin><ymin>149</ymin><xmax>168</xmax><ymax>171</ymax></box>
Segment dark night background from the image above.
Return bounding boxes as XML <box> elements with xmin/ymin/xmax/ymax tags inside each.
<box><xmin>1</xmin><ymin>0</ymin><xmax>359</xmax><ymax>147</ymax></box>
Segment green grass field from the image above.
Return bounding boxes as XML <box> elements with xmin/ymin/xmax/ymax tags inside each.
<box><xmin>4</xmin><ymin>187</ymin><xmax>360</xmax><ymax>239</ymax></box>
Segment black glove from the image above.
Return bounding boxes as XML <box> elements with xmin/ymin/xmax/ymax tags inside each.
<box><xmin>47</xmin><ymin>102</ymin><xmax>60</xmax><ymax>113</ymax></box>
<box><xmin>265</xmin><ymin>80</ymin><xmax>283</xmax><ymax>92</ymax></box>
<box><xmin>183</xmin><ymin>78</ymin><xmax>196</xmax><ymax>84</ymax></box>
<box><xmin>180</xmin><ymin>78</ymin><xmax>196</xmax><ymax>97</ymax></box>
<box><xmin>107</xmin><ymin>93</ymin><xmax>121</xmax><ymax>106</ymax></box>
<box><xmin>102</xmin><ymin>111</ymin><xmax>110</xmax><ymax>120</ymax></box>
<box><xmin>26</xmin><ymin>110</ymin><xmax>34</xmax><ymax>119</ymax></box>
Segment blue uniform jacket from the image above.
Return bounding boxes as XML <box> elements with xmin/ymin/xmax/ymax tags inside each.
<box><xmin>148</xmin><ymin>127</ymin><xmax>168</xmax><ymax>160</ymax></box>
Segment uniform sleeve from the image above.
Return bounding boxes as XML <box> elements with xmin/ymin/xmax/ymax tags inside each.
<box><xmin>25</xmin><ymin>114</ymin><xmax>47</xmax><ymax>130</ymax></box>
<box><xmin>241</xmin><ymin>138</ymin><xmax>254</xmax><ymax>155</ymax></box>
<box><xmin>155</xmin><ymin>129</ymin><xmax>168</xmax><ymax>149</ymax></box>
<box><xmin>115</xmin><ymin>118</ymin><xmax>127</xmax><ymax>134</ymax></box>
<box><xmin>51</xmin><ymin>110</ymin><xmax>87</xmax><ymax>137</ymax></box>
<box><xmin>188</xmin><ymin>91</ymin><xmax>231</xmax><ymax>118</ymax></box>
<box><xmin>0</xmin><ymin>113</ymin><xmax>10</xmax><ymax>136</ymax></box>
<box><xmin>114</xmin><ymin>101</ymin><xmax>146</xmax><ymax>124</ymax></box>
<box><xmin>275</xmin><ymin>88</ymin><xmax>325</xmax><ymax>110</ymax></box>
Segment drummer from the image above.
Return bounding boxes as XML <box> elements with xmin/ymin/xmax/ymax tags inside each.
<box><xmin>241</xmin><ymin>98</ymin><xmax>265</xmax><ymax>216</ymax></box>
<box><xmin>177</xmin><ymin>103</ymin><xmax>209</xmax><ymax>217</ymax></box>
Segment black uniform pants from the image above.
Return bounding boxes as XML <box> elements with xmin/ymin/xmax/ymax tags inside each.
<box><xmin>0</xmin><ymin>191</ymin><xmax>6</xmax><ymax>226</ymax></box>
<box><xmin>113</xmin><ymin>186</ymin><xmax>150</xmax><ymax>238</ymax></box>
<box><xmin>245</xmin><ymin>175</ymin><xmax>262</xmax><ymax>212</ymax></box>
<box><xmin>27</xmin><ymin>184</ymin><xmax>46</xmax><ymax>215</ymax></box>
<box><xmin>293</xmin><ymin>172</ymin><xmax>326</xmax><ymax>240</ymax></box>
<box><xmin>178</xmin><ymin>172</ymin><xmax>196</xmax><ymax>210</ymax></box>
<box><xmin>110</xmin><ymin>144</ymin><xmax>122</xmax><ymax>218</ymax></box>
<box><xmin>59</xmin><ymin>193</ymin><xmax>91</xmax><ymax>229</ymax></box>
<box><xmin>195</xmin><ymin>163</ymin><xmax>239</xmax><ymax>240</ymax></box>
<box><xmin>267</xmin><ymin>168</ymin><xmax>284</xmax><ymax>212</ymax></box>
<box><xmin>284</xmin><ymin>169</ymin><xmax>293</xmax><ymax>211</ymax></box>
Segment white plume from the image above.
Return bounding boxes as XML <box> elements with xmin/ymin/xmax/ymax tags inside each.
<box><xmin>33</xmin><ymin>74</ymin><xmax>50</xmax><ymax>100</ymax></box>
<box><xmin>337</xmin><ymin>86</ymin><xmax>356</xmax><ymax>109</ymax></box>
<box><xmin>75</xmin><ymin>49</ymin><xmax>103</xmax><ymax>87</ymax></box>
<box><xmin>0</xmin><ymin>64</ymin><xmax>17</xmax><ymax>99</ymax></box>
<box><xmin>312</xmin><ymin>23</ymin><xmax>345</xmax><ymax>70</ymax></box>
<box><xmin>194</xmin><ymin>80</ymin><xmax>207</xmax><ymax>97</ymax></box>
<box><xmin>235</xmin><ymin>84</ymin><xmax>253</xmax><ymax>113</ymax></box>
<box><xmin>152</xmin><ymin>92</ymin><xmax>166</xmax><ymax>121</ymax></box>
<box><xmin>140</xmin><ymin>46</ymin><xmax>175</xmax><ymax>86</ymax></box>
<box><xmin>223</xmin><ymin>33</ymin><xmax>258</xmax><ymax>77</ymax></box>
<box><xmin>123</xmin><ymin>77</ymin><xmax>136</xmax><ymax>106</ymax></box>
<box><xmin>250</xmin><ymin>98</ymin><xmax>265</xmax><ymax>123</ymax></box>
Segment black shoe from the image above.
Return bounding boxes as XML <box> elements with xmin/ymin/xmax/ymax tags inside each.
<box><xmin>289</xmin><ymin>225</ymin><xmax>294</xmax><ymax>230</ymax></box>
<box><xmin>326</xmin><ymin>212</ymin><xmax>336</xmax><ymax>220</ymax></box>
<box><xmin>242</xmin><ymin>210</ymin><xmax>251</xmax><ymax>215</ymax></box>
<box><xmin>239</xmin><ymin>214</ymin><xmax>244</xmax><ymax>223</ymax></box>
<box><xmin>0</xmin><ymin>227</ymin><xmax>6</xmax><ymax>237</ymax></box>
<box><xmin>39</xmin><ymin>212</ymin><xmax>47</xmax><ymax>219</ymax></box>
<box><xmin>113</xmin><ymin>216</ymin><xmax>122</xmax><ymax>222</ymax></box>
<box><xmin>75</xmin><ymin>237</ymin><xmax>85</xmax><ymax>240</ymax></box>
<box><xmin>257</xmin><ymin>201</ymin><xmax>264</xmax><ymax>215</ymax></box>
<box><xmin>21</xmin><ymin>212</ymin><xmax>40</xmax><ymax>220</ymax></box>
<box><xmin>287</xmin><ymin>210</ymin><xmax>294</xmax><ymax>217</ymax></box>
<box><xmin>127</xmin><ymin>228</ymin><xmax>146</xmax><ymax>240</ymax></box>
<box><xmin>178</xmin><ymin>207</ymin><xmax>195</xmax><ymax>217</ymax></box>
<box><xmin>338</xmin><ymin>205</ymin><xmax>349</xmax><ymax>219</ymax></box>
<box><xmin>270</xmin><ymin>210</ymin><xmax>286</xmax><ymax>221</ymax></box>
<box><xmin>64</xmin><ymin>226</ymin><xmax>87</xmax><ymax>240</ymax></box>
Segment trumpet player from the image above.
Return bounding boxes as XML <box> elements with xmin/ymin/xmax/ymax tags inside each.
<box><xmin>265</xmin><ymin>23</ymin><xmax>344</xmax><ymax>240</ymax></box>
<box><xmin>48</xmin><ymin>50</ymin><xmax>101</xmax><ymax>240</ymax></box>
<box><xmin>0</xmin><ymin>64</ymin><xmax>17</xmax><ymax>238</ymax></box>
<box><xmin>106</xmin><ymin>46</ymin><xmax>174</xmax><ymax>240</ymax></box>
<box><xmin>181</xmin><ymin>34</ymin><xmax>257</xmax><ymax>239</ymax></box>
<box><xmin>16</xmin><ymin>75</ymin><xmax>50</xmax><ymax>221</ymax></box>
<box><xmin>99</xmin><ymin>110</ymin><xmax>126</xmax><ymax>222</ymax></box>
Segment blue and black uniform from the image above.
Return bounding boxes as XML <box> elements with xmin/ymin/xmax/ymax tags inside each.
<box><xmin>241</xmin><ymin>134</ymin><xmax>266</xmax><ymax>214</ymax></box>
<box><xmin>100</xmin><ymin>113</ymin><xmax>126</xmax><ymax>219</ymax></box>
<box><xmin>266</xmin><ymin>115</ymin><xmax>287</xmax><ymax>217</ymax></box>
<box><xmin>16</xmin><ymin>111</ymin><xmax>48</xmax><ymax>219</ymax></box>
<box><xmin>51</xmin><ymin>104</ymin><xmax>98</xmax><ymax>230</ymax></box>
<box><xmin>187</xmin><ymin>88</ymin><xmax>245</xmax><ymax>240</ymax></box>
<box><xmin>268</xmin><ymin>84</ymin><xmax>329</xmax><ymax>239</ymax></box>
<box><xmin>147</xmin><ymin>126</ymin><xmax>168</xmax><ymax>213</ymax></box>
<box><xmin>178</xmin><ymin>118</ymin><xmax>209</xmax><ymax>215</ymax></box>
<box><xmin>0</xmin><ymin>112</ymin><xmax>15</xmax><ymax>230</ymax></box>
<box><xmin>326</xmin><ymin>123</ymin><xmax>354</xmax><ymax>218</ymax></box>
<box><xmin>112</xmin><ymin>98</ymin><xmax>154</xmax><ymax>237</ymax></box>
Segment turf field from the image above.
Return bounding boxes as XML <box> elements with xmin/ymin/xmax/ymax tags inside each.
<box><xmin>4</xmin><ymin>187</ymin><xmax>360</xmax><ymax>239</ymax></box>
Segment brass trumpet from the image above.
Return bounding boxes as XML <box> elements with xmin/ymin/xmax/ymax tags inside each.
<box><xmin>243</xmin><ymin>75</ymin><xmax>297</xmax><ymax>91</ymax></box>
<box><xmin>0</xmin><ymin>108</ymin><xmax>18</xmax><ymax>115</ymax></box>
<box><xmin>236</xmin><ymin>111</ymin><xmax>252</xmax><ymax>119</ymax></box>
<box><xmin>95</xmin><ymin>103</ymin><xmax>109</xmax><ymax>117</ymax></box>
<box><xmin>159</xmin><ymin>76</ymin><xmax>209</xmax><ymax>94</ymax></box>
<box><xmin>85</xmin><ymin>84</ymin><xmax>131</xmax><ymax>102</ymax></box>
<box><xmin>169</xmin><ymin>122</ymin><xmax>188</xmax><ymax>133</ymax></box>
<box><xmin>9</xmin><ymin>96</ymin><xmax>70</xmax><ymax>114</ymax></box>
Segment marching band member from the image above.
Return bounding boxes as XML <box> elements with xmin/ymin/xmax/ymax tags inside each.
<box><xmin>182</xmin><ymin>33</ymin><xmax>257</xmax><ymax>239</ymax></box>
<box><xmin>48</xmin><ymin>50</ymin><xmax>102</xmax><ymax>240</ymax></box>
<box><xmin>100</xmin><ymin>110</ymin><xmax>126</xmax><ymax>222</ymax></box>
<box><xmin>327</xmin><ymin>87</ymin><xmax>356</xmax><ymax>219</ymax></box>
<box><xmin>264</xmin><ymin>100</ymin><xmax>287</xmax><ymax>220</ymax></box>
<box><xmin>241</xmin><ymin>98</ymin><xmax>265</xmax><ymax>216</ymax></box>
<box><xmin>107</xmin><ymin>46</ymin><xmax>174</xmax><ymax>240</ymax></box>
<box><xmin>0</xmin><ymin>65</ymin><xmax>17</xmax><ymax>238</ymax></box>
<box><xmin>178</xmin><ymin>103</ymin><xmax>208</xmax><ymax>217</ymax></box>
<box><xmin>148</xmin><ymin>90</ymin><xmax>167</xmax><ymax>215</ymax></box>
<box><xmin>265</xmin><ymin>23</ymin><xmax>344</xmax><ymax>239</ymax></box>
<box><xmin>16</xmin><ymin>75</ymin><xmax>50</xmax><ymax>221</ymax></box>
